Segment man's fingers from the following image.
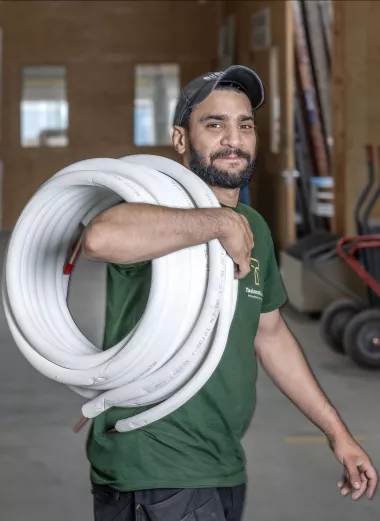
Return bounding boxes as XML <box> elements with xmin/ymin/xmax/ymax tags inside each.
<box><xmin>339</xmin><ymin>459</ymin><xmax>378</xmax><ymax>500</ymax></box>
<box><xmin>239</xmin><ymin>216</ymin><xmax>254</xmax><ymax>250</ymax></box>
<box><xmin>340</xmin><ymin>483</ymin><xmax>352</xmax><ymax>496</ymax></box>
<box><xmin>362</xmin><ymin>462</ymin><xmax>378</xmax><ymax>499</ymax></box>
<box><xmin>232</xmin><ymin>252</ymin><xmax>250</xmax><ymax>279</ymax></box>
<box><xmin>236</xmin><ymin>258</ymin><xmax>250</xmax><ymax>279</ymax></box>
<box><xmin>346</xmin><ymin>460</ymin><xmax>361</xmax><ymax>490</ymax></box>
<box><xmin>337</xmin><ymin>478</ymin><xmax>345</xmax><ymax>489</ymax></box>
<box><xmin>243</xmin><ymin>228</ymin><xmax>254</xmax><ymax>251</ymax></box>
<box><xmin>338</xmin><ymin>470</ymin><xmax>349</xmax><ymax>489</ymax></box>
<box><xmin>244</xmin><ymin>236</ymin><xmax>253</xmax><ymax>255</ymax></box>
<box><xmin>366</xmin><ymin>476</ymin><xmax>377</xmax><ymax>499</ymax></box>
<box><xmin>352</xmin><ymin>473</ymin><xmax>368</xmax><ymax>501</ymax></box>
<box><xmin>334</xmin><ymin>442</ymin><xmax>377</xmax><ymax>501</ymax></box>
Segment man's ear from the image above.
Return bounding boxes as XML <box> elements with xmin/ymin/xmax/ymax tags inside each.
<box><xmin>172</xmin><ymin>126</ymin><xmax>187</xmax><ymax>156</ymax></box>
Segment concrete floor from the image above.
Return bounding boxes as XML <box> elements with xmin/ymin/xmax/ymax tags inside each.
<box><xmin>0</xmin><ymin>233</ymin><xmax>379</xmax><ymax>520</ymax></box>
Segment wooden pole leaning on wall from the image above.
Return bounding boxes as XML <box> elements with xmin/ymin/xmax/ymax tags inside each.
<box><xmin>292</xmin><ymin>0</ymin><xmax>329</xmax><ymax>178</ymax></box>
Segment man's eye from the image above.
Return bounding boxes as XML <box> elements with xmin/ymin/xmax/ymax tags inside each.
<box><xmin>207</xmin><ymin>123</ymin><xmax>222</xmax><ymax>129</ymax></box>
<box><xmin>240</xmin><ymin>125</ymin><xmax>253</xmax><ymax>130</ymax></box>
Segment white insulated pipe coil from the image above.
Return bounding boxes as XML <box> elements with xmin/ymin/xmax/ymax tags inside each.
<box><xmin>2</xmin><ymin>155</ymin><xmax>238</xmax><ymax>432</ymax></box>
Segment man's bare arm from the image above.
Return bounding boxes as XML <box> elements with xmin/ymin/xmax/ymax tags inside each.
<box><xmin>82</xmin><ymin>203</ymin><xmax>254</xmax><ymax>278</ymax></box>
<box><xmin>254</xmin><ymin>309</ymin><xmax>345</xmax><ymax>439</ymax></box>
<box><xmin>254</xmin><ymin>309</ymin><xmax>378</xmax><ymax>500</ymax></box>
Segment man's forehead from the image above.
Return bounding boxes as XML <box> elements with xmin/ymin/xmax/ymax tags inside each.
<box><xmin>192</xmin><ymin>92</ymin><xmax>253</xmax><ymax>120</ymax></box>
<box><xmin>194</xmin><ymin>89</ymin><xmax>251</xmax><ymax>111</ymax></box>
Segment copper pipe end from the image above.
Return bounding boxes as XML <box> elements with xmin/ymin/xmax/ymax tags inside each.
<box><xmin>73</xmin><ymin>416</ymin><xmax>90</xmax><ymax>433</ymax></box>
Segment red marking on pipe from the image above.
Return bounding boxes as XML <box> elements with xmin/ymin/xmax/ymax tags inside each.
<box><xmin>63</xmin><ymin>263</ymin><xmax>74</xmax><ymax>275</ymax></box>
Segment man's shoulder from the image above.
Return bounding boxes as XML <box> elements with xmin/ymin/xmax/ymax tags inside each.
<box><xmin>236</xmin><ymin>203</ymin><xmax>269</xmax><ymax>232</ymax></box>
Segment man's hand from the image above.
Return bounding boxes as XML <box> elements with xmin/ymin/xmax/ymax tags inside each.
<box><xmin>329</xmin><ymin>435</ymin><xmax>378</xmax><ymax>500</ymax></box>
<box><xmin>219</xmin><ymin>209</ymin><xmax>254</xmax><ymax>279</ymax></box>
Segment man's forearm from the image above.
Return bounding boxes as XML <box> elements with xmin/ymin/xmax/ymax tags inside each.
<box><xmin>82</xmin><ymin>203</ymin><xmax>229</xmax><ymax>264</ymax></box>
<box><xmin>255</xmin><ymin>313</ymin><xmax>350</xmax><ymax>441</ymax></box>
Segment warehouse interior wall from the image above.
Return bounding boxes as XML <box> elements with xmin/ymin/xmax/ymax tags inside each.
<box><xmin>0</xmin><ymin>0</ymin><xmax>223</xmax><ymax>230</ymax></box>
<box><xmin>3</xmin><ymin>0</ymin><xmax>378</xmax><ymax>246</ymax></box>
<box><xmin>332</xmin><ymin>0</ymin><xmax>380</xmax><ymax>237</ymax></box>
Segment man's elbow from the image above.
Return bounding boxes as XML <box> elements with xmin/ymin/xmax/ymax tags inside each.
<box><xmin>257</xmin><ymin>308</ymin><xmax>283</xmax><ymax>335</ymax></box>
<box><xmin>254</xmin><ymin>309</ymin><xmax>284</xmax><ymax>355</ymax></box>
<box><xmin>82</xmin><ymin>221</ymin><xmax>135</xmax><ymax>264</ymax></box>
<box><xmin>82</xmin><ymin>224</ymin><xmax>105</xmax><ymax>261</ymax></box>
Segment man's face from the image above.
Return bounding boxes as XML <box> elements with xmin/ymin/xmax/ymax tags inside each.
<box><xmin>185</xmin><ymin>89</ymin><xmax>257</xmax><ymax>189</ymax></box>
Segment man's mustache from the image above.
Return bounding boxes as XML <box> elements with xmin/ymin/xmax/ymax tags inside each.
<box><xmin>210</xmin><ymin>149</ymin><xmax>252</xmax><ymax>162</ymax></box>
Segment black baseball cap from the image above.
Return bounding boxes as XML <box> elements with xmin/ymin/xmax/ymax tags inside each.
<box><xmin>173</xmin><ymin>65</ymin><xmax>265</xmax><ymax>127</ymax></box>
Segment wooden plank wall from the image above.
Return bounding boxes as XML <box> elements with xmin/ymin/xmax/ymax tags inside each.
<box><xmin>332</xmin><ymin>0</ymin><xmax>380</xmax><ymax>236</ymax></box>
<box><xmin>0</xmin><ymin>1</ymin><xmax>222</xmax><ymax>230</ymax></box>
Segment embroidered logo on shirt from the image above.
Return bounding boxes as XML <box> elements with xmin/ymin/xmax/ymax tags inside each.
<box><xmin>245</xmin><ymin>258</ymin><xmax>263</xmax><ymax>301</ymax></box>
<box><xmin>245</xmin><ymin>287</ymin><xmax>263</xmax><ymax>300</ymax></box>
<box><xmin>250</xmin><ymin>258</ymin><xmax>260</xmax><ymax>286</ymax></box>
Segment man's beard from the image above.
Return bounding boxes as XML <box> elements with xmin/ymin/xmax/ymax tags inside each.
<box><xmin>188</xmin><ymin>143</ymin><xmax>255</xmax><ymax>189</ymax></box>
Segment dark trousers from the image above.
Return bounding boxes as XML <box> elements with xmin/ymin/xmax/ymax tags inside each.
<box><xmin>92</xmin><ymin>483</ymin><xmax>246</xmax><ymax>521</ymax></box>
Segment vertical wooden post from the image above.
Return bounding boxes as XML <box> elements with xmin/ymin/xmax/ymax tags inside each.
<box><xmin>331</xmin><ymin>0</ymin><xmax>346</xmax><ymax>235</ymax></box>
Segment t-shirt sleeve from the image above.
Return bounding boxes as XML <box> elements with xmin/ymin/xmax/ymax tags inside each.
<box><xmin>260</xmin><ymin>228</ymin><xmax>287</xmax><ymax>313</ymax></box>
<box><xmin>110</xmin><ymin>260</ymin><xmax>150</xmax><ymax>276</ymax></box>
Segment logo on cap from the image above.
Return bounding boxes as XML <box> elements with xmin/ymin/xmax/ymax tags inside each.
<box><xmin>203</xmin><ymin>72</ymin><xmax>223</xmax><ymax>81</ymax></box>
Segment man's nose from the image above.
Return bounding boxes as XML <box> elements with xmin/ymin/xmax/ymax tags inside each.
<box><xmin>220</xmin><ymin>127</ymin><xmax>241</xmax><ymax>149</ymax></box>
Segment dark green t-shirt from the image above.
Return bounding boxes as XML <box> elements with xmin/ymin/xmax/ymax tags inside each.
<box><xmin>86</xmin><ymin>203</ymin><xmax>287</xmax><ymax>491</ymax></box>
